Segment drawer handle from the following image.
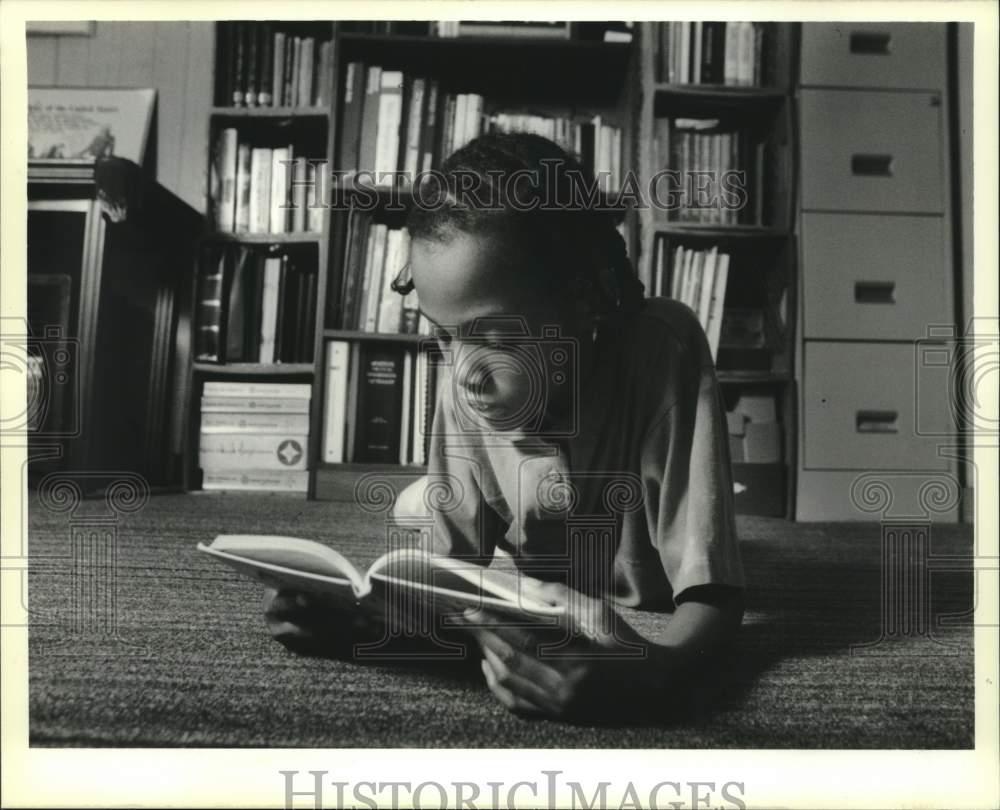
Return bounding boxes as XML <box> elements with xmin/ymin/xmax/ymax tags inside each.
<box><xmin>850</xmin><ymin>31</ymin><xmax>892</xmax><ymax>55</ymax></box>
<box><xmin>855</xmin><ymin>281</ymin><xmax>896</xmax><ymax>304</ymax></box>
<box><xmin>856</xmin><ymin>410</ymin><xmax>899</xmax><ymax>434</ymax></box>
<box><xmin>852</xmin><ymin>154</ymin><xmax>894</xmax><ymax>176</ymax></box>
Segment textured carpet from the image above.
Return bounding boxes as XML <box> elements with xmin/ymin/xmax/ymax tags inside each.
<box><xmin>27</xmin><ymin>490</ymin><xmax>974</xmax><ymax>748</ymax></box>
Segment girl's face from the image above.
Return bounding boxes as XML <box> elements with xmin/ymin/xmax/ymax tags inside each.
<box><xmin>410</xmin><ymin>230</ymin><xmax>586</xmax><ymax>433</ymax></box>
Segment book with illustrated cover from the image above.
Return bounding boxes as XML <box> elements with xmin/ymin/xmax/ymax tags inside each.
<box><xmin>197</xmin><ymin>535</ymin><xmax>565</xmax><ymax>621</ymax></box>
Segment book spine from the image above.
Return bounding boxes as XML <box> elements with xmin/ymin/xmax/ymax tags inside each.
<box><xmin>399</xmin><ymin>349</ymin><xmax>413</xmax><ymax>465</ymax></box>
<box><xmin>323</xmin><ymin>340</ymin><xmax>350</xmax><ymax>463</ymax></box>
<box><xmin>272</xmin><ymin>31</ymin><xmax>286</xmax><ymax>106</ymax></box>
<box><xmin>202</xmin><ymin>381</ymin><xmax>312</xmax><ymax>398</ymax></box>
<box><xmin>195</xmin><ymin>249</ymin><xmax>225</xmax><ymax>362</ymax></box>
<box><xmin>402</xmin><ymin>77</ymin><xmax>425</xmax><ymax>179</ymax></box>
<box><xmin>199</xmin><ymin>432</ymin><xmax>309</xmax><ymax>471</ymax></box>
<box><xmin>283</xmin><ymin>35</ymin><xmax>296</xmax><ymax>107</ymax></box>
<box><xmin>358</xmin><ymin>66</ymin><xmax>382</xmax><ymax>177</ymax></box>
<box><xmin>298</xmin><ymin>37</ymin><xmax>315</xmax><ymax>107</ymax></box>
<box><xmin>213</xmin><ymin>127</ymin><xmax>239</xmax><ymax>232</ymax></box>
<box><xmin>258</xmin><ymin>24</ymin><xmax>273</xmax><ymax>106</ymax></box>
<box><xmin>420</xmin><ymin>79</ymin><xmax>438</xmax><ymax>172</ymax></box>
<box><xmin>202</xmin><ymin>469</ymin><xmax>308</xmax><ymax>492</ymax></box>
<box><xmin>374</xmin><ymin>70</ymin><xmax>404</xmax><ymax>177</ymax></box>
<box><xmin>258</xmin><ymin>256</ymin><xmax>282</xmax><ymax>363</ymax></box>
<box><xmin>224</xmin><ymin>247</ymin><xmax>248</xmax><ymax>361</ymax></box>
<box><xmin>220</xmin><ymin>23</ymin><xmax>236</xmax><ymax>105</ymax></box>
<box><xmin>269</xmin><ymin>146</ymin><xmax>290</xmax><ymax>234</ymax></box>
<box><xmin>353</xmin><ymin>346</ymin><xmax>404</xmax><ymax>463</ymax></box>
<box><xmin>363</xmin><ymin>224</ymin><xmax>388</xmax><ymax>332</ymax></box>
<box><xmin>376</xmin><ymin>228</ymin><xmax>405</xmax><ymax>333</ymax></box>
<box><xmin>412</xmin><ymin>350</ymin><xmax>427</xmax><ymax>465</ymax></box>
<box><xmin>249</xmin><ymin>147</ymin><xmax>273</xmax><ymax>233</ymax></box>
<box><xmin>201</xmin><ymin>412</ymin><xmax>310</xmax><ymax>433</ymax></box>
<box><xmin>338</xmin><ymin>62</ymin><xmax>365</xmax><ymax>174</ymax></box>
<box><xmin>245</xmin><ymin>24</ymin><xmax>258</xmax><ymax>106</ymax></box>
<box><xmin>315</xmin><ymin>40</ymin><xmax>332</xmax><ymax>108</ymax></box>
<box><xmin>233</xmin><ymin>22</ymin><xmax>247</xmax><ymax>106</ymax></box>
<box><xmin>200</xmin><ymin>396</ymin><xmax>310</xmax><ymax>413</ymax></box>
<box><xmin>234</xmin><ymin>142</ymin><xmax>251</xmax><ymax>232</ymax></box>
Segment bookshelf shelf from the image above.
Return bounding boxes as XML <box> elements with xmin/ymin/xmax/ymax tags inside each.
<box><xmin>653</xmin><ymin>83</ymin><xmax>786</xmax><ymax>102</ymax></box>
<box><xmin>203</xmin><ymin>232</ymin><xmax>323</xmax><ymax>245</ymax></box>
<box><xmin>653</xmin><ymin>223</ymin><xmax>790</xmax><ymax>240</ymax></box>
<box><xmin>323</xmin><ymin>329</ymin><xmax>428</xmax><ymax>344</ymax></box>
<box><xmin>193</xmin><ymin>362</ymin><xmax>315</xmax><ymax>376</ymax></box>
<box><xmin>717</xmin><ymin>370</ymin><xmax>792</xmax><ymax>384</ymax></box>
<box><xmin>210</xmin><ymin>106</ymin><xmax>332</xmax><ymax>118</ymax></box>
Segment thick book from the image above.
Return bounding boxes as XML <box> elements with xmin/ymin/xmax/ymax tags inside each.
<box><xmin>202</xmin><ymin>470</ymin><xmax>308</xmax><ymax>493</ymax></box>
<box><xmin>203</xmin><ymin>381</ymin><xmax>312</xmax><ymax>399</ymax></box>
<box><xmin>269</xmin><ymin>146</ymin><xmax>292</xmax><ymax>233</ymax></box>
<box><xmin>201</xmin><ymin>411</ymin><xmax>309</xmax><ymax>433</ymax></box>
<box><xmin>201</xmin><ymin>395</ymin><xmax>310</xmax><ymax>413</ymax></box>
<box><xmin>199</xmin><ymin>432</ymin><xmax>309</xmax><ymax>471</ymax></box>
<box><xmin>234</xmin><ymin>143</ymin><xmax>252</xmax><ymax>232</ymax></box>
<box><xmin>353</xmin><ymin>344</ymin><xmax>404</xmax><ymax>463</ymax></box>
<box><xmin>258</xmin><ymin>256</ymin><xmax>282</xmax><ymax>362</ymax></box>
<box><xmin>197</xmin><ymin>535</ymin><xmax>564</xmax><ymax>619</ymax></box>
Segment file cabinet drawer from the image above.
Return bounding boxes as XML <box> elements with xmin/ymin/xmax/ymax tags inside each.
<box><xmin>803</xmin><ymin>342</ymin><xmax>952</xmax><ymax>471</ymax></box>
<box><xmin>800</xmin><ymin>23</ymin><xmax>946</xmax><ymax>90</ymax></box>
<box><xmin>802</xmin><ymin>213</ymin><xmax>952</xmax><ymax>340</ymax></box>
<box><xmin>800</xmin><ymin>89</ymin><xmax>943</xmax><ymax>213</ymax></box>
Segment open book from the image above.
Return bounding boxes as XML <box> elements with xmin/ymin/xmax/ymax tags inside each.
<box><xmin>197</xmin><ymin>535</ymin><xmax>565</xmax><ymax>625</ymax></box>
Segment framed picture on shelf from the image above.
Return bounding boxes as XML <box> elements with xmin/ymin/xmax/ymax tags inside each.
<box><xmin>27</xmin><ymin>86</ymin><xmax>156</xmax><ymax>167</ymax></box>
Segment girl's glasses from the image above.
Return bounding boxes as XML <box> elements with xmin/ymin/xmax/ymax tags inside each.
<box><xmin>390</xmin><ymin>261</ymin><xmax>415</xmax><ymax>296</ymax></box>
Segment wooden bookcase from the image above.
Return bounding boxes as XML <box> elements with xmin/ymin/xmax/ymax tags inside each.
<box><xmin>185</xmin><ymin>20</ymin><xmax>798</xmax><ymax>516</ymax></box>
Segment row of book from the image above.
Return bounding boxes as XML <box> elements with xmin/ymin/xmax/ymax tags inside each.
<box><xmin>323</xmin><ymin>341</ymin><xmax>440</xmax><ymax>466</ymax></box>
<box><xmin>654</xmin><ymin>22</ymin><xmax>767</xmax><ymax>86</ymax></box>
<box><xmin>332</xmin><ymin>213</ymin><xmax>430</xmax><ymax>335</ymax></box>
<box><xmin>655</xmin><ymin>117</ymin><xmax>766</xmax><ymax>225</ymax></box>
<box><xmin>338</xmin><ymin>64</ymin><xmax>623</xmax><ymax>184</ymax></box>
<box><xmin>199</xmin><ymin>381</ymin><xmax>312</xmax><ymax>493</ymax></box>
<box><xmin>210</xmin><ymin>130</ymin><xmax>324</xmax><ymax>234</ymax></box>
<box><xmin>653</xmin><ymin>242</ymin><xmax>730</xmax><ymax>360</ymax></box>
<box><xmin>217</xmin><ymin>23</ymin><xmax>334</xmax><ymax>108</ymax></box>
<box><xmin>195</xmin><ymin>246</ymin><xmax>317</xmax><ymax>365</ymax></box>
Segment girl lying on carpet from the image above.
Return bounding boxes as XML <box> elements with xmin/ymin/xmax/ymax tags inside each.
<box><xmin>265</xmin><ymin>132</ymin><xmax>745</xmax><ymax>722</ymax></box>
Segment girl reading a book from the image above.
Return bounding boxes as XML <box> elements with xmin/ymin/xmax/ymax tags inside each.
<box><xmin>265</xmin><ymin>132</ymin><xmax>744</xmax><ymax>722</ymax></box>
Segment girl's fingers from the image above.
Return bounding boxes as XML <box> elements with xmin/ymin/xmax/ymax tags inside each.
<box><xmin>480</xmin><ymin>658</ymin><xmax>544</xmax><ymax>716</ymax></box>
<box><xmin>482</xmin><ymin>646</ymin><xmax>564</xmax><ymax>715</ymax></box>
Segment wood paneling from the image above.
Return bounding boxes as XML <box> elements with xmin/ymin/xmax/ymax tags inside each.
<box><xmin>27</xmin><ymin>22</ymin><xmax>213</xmax><ymax>212</ymax></box>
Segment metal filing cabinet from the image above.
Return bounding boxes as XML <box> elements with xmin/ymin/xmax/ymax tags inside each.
<box><xmin>795</xmin><ymin>23</ymin><xmax>960</xmax><ymax>521</ymax></box>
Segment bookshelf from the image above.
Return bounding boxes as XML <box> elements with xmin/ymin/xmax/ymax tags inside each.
<box><xmin>184</xmin><ymin>20</ymin><xmax>798</xmax><ymax>515</ymax></box>
<box><xmin>636</xmin><ymin>22</ymin><xmax>798</xmax><ymax>517</ymax></box>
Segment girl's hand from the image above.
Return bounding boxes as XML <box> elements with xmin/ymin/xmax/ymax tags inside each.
<box><xmin>461</xmin><ymin>582</ymin><xmax>672</xmax><ymax>721</ymax></box>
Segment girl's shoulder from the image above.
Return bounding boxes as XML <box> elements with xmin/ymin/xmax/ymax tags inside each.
<box><xmin>621</xmin><ymin>297</ymin><xmax>710</xmax><ymax>366</ymax></box>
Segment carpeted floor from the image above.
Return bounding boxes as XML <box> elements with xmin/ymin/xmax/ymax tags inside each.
<box><xmin>27</xmin><ymin>489</ymin><xmax>974</xmax><ymax>748</ymax></box>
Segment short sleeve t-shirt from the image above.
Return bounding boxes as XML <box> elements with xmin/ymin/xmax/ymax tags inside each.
<box><xmin>425</xmin><ymin>297</ymin><xmax>744</xmax><ymax>608</ymax></box>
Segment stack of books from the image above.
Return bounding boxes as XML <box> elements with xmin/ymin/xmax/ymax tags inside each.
<box><xmin>654</xmin><ymin>22</ymin><xmax>766</xmax><ymax>86</ymax></box>
<box><xmin>217</xmin><ymin>23</ymin><xmax>334</xmax><ymax>108</ymax></box>
<box><xmin>330</xmin><ymin>213</ymin><xmax>429</xmax><ymax>336</ymax></box>
<box><xmin>323</xmin><ymin>341</ymin><xmax>440</xmax><ymax>466</ymax></box>
<box><xmin>654</xmin><ymin>117</ymin><xmax>766</xmax><ymax>225</ymax></box>
<box><xmin>210</xmin><ymin>128</ymin><xmax>323</xmax><ymax>234</ymax></box>
<box><xmin>337</xmin><ymin>64</ymin><xmax>623</xmax><ymax>183</ymax></box>
<box><xmin>195</xmin><ymin>245</ymin><xmax>317</xmax><ymax>364</ymax></box>
<box><xmin>653</xmin><ymin>239</ymin><xmax>730</xmax><ymax>360</ymax></box>
<box><xmin>199</xmin><ymin>381</ymin><xmax>312</xmax><ymax>493</ymax></box>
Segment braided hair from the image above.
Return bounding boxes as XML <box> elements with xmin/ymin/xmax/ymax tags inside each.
<box><xmin>406</xmin><ymin>132</ymin><xmax>645</xmax><ymax>322</ymax></box>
